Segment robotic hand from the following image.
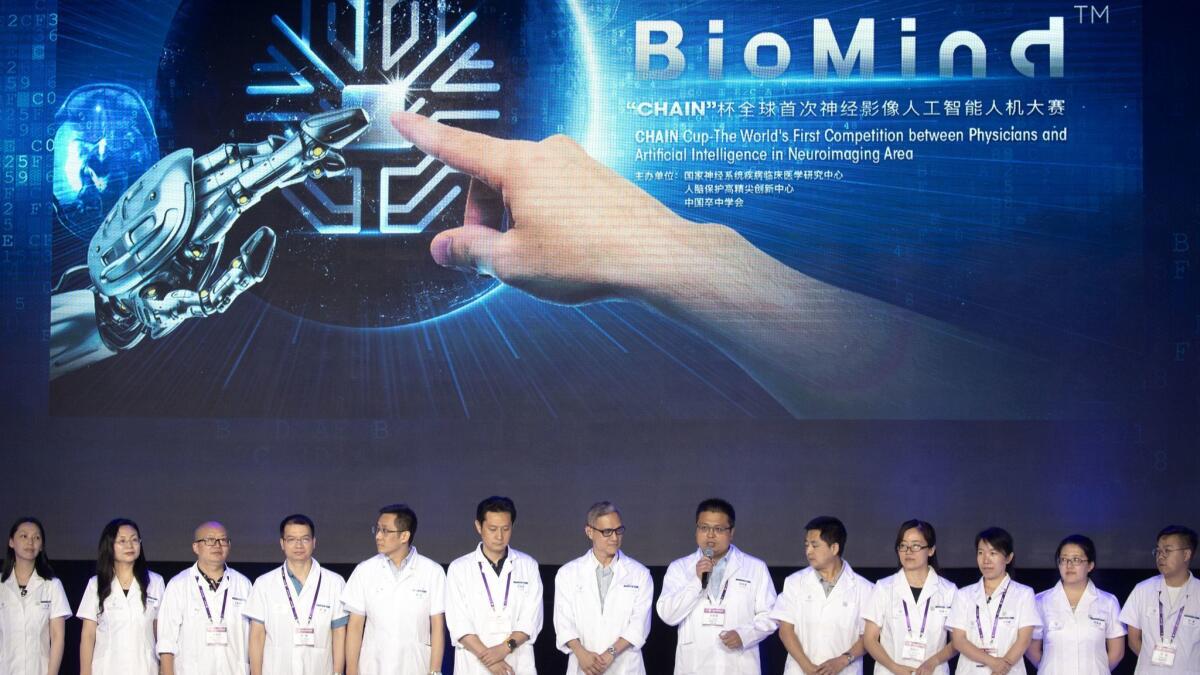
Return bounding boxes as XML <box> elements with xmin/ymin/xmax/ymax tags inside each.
<box><xmin>50</xmin><ymin>108</ymin><xmax>370</xmax><ymax>377</ymax></box>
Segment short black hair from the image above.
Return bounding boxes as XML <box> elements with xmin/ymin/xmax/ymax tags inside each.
<box><xmin>379</xmin><ymin>504</ymin><xmax>417</xmax><ymax>542</ymax></box>
<box><xmin>1055</xmin><ymin>534</ymin><xmax>1097</xmax><ymax>567</ymax></box>
<box><xmin>695</xmin><ymin>498</ymin><xmax>735</xmax><ymax>527</ymax></box>
<box><xmin>1158</xmin><ymin>525</ymin><xmax>1198</xmax><ymax>552</ymax></box>
<box><xmin>476</xmin><ymin>496</ymin><xmax>517</xmax><ymax>524</ymax></box>
<box><xmin>976</xmin><ymin>526</ymin><xmax>1014</xmax><ymax>557</ymax></box>
<box><xmin>805</xmin><ymin>516</ymin><xmax>847</xmax><ymax>557</ymax></box>
<box><xmin>895</xmin><ymin>519</ymin><xmax>939</xmax><ymax>569</ymax></box>
<box><xmin>279</xmin><ymin>514</ymin><xmax>315</xmax><ymax>538</ymax></box>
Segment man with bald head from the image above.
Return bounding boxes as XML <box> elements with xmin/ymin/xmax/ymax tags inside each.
<box><xmin>157</xmin><ymin>521</ymin><xmax>254</xmax><ymax>674</ymax></box>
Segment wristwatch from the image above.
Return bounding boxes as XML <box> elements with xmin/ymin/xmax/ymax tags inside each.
<box><xmin>606</xmin><ymin>646</ymin><xmax>618</xmax><ymax>657</ymax></box>
<box><xmin>506</xmin><ymin>638</ymin><xmax>518</xmax><ymax>652</ymax></box>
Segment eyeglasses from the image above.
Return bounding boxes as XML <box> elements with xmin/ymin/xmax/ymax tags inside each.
<box><xmin>115</xmin><ymin>537</ymin><xmax>142</xmax><ymax>546</ymax></box>
<box><xmin>1057</xmin><ymin>557</ymin><xmax>1089</xmax><ymax>567</ymax></box>
<box><xmin>283</xmin><ymin>536</ymin><xmax>313</xmax><ymax>546</ymax></box>
<box><xmin>896</xmin><ymin>543</ymin><xmax>930</xmax><ymax>553</ymax></box>
<box><xmin>1153</xmin><ymin>546</ymin><xmax>1189</xmax><ymax>559</ymax></box>
<box><xmin>194</xmin><ymin>537</ymin><xmax>231</xmax><ymax>548</ymax></box>
<box><xmin>588</xmin><ymin>525</ymin><xmax>627</xmax><ymax>538</ymax></box>
<box><xmin>371</xmin><ymin>525</ymin><xmax>405</xmax><ymax>537</ymax></box>
<box><xmin>696</xmin><ymin>525</ymin><xmax>732</xmax><ymax>536</ymax></box>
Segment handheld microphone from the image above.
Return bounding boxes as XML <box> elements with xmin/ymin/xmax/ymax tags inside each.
<box><xmin>701</xmin><ymin>546</ymin><xmax>714</xmax><ymax>589</ymax></box>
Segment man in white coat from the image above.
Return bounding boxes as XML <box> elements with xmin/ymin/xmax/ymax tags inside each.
<box><xmin>446</xmin><ymin>496</ymin><xmax>543</xmax><ymax>675</ymax></box>
<box><xmin>157</xmin><ymin>521</ymin><xmax>253</xmax><ymax>675</ymax></box>
<box><xmin>1120</xmin><ymin>524</ymin><xmax>1200</xmax><ymax>673</ymax></box>
<box><xmin>554</xmin><ymin>502</ymin><xmax>653</xmax><ymax>675</ymax></box>
<box><xmin>770</xmin><ymin>516</ymin><xmax>871</xmax><ymax>675</ymax></box>
<box><xmin>656</xmin><ymin>498</ymin><xmax>778</xmax><ymax>675</ymax></box>
<box><xmin>245</xmin><ymin>514</ymin><xmax>348</xmax><ymax>675</ymax></box>
<box><xmin>343</xmin><ymin>503</ymin><xmax>446</xmax><ymax>675</ymax></box>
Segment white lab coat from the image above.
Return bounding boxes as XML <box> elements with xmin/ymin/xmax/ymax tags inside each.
<box><xmin>862</xmin><ymin>568</ymin><xmax>956</xmax><ymax>675</ymax></box>
<box><xmin>946</xmin><ymin>576</ymin><xmax>1040</xmax><ymax>674</ymax></box>
<box><xmin>446</xmin><ymin>545</ymin><xmax>543</xmax><ymax>675</ymax></box>
<box><xmin>0</xmin><ymin>571</ymin><xmax>72</xmax><ymax>675</ymax></box>
<box><xmin>155</xmin><ymin>564</ymin><xmax>253</xmax><ymax>675</ymax></box>
<box><xmin>770</xmin><ymin>562</ymin><xmax>873</xmax><ymax>675</ymax></box>
<box><xmin>341</xmin><ymin>549</ymin><xmax>446</xmax><ymax>675</ymax></box>
<box><xmin>243</xmin><ymin>561</ymin><xmax>347</xmax><ymax>675</ymax></box>
<box><xmin>1032</xmin><ymin>580</ymin><xmax>1124</xmax><ymax>675</ymax></box>
<box><xmin>76</xmin><ymin>572</ymin><xmax>166</xmax><ymax>675</ymax></box>
<box><xmin>554</xmin><ymin>550</ymin><xmax>653</xmax><ymax>675</ymax></box>
<box><xmin>655</xmin><ymin>545</ymin><xmax>778</xmax><ymax>675</ymax></box>
<box><xmin>1119</xmin><ymin>573</ymin><xmax>1200</xmax><ymax>674</ymax></box>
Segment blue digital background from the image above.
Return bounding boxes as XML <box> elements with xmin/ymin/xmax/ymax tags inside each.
<box><xmin>0</xmin><ymin>0</ymin><xmax>1194</xmax><ymax>574</ymax></box>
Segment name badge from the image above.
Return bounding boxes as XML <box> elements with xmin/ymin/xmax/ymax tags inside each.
<box><xmin>1151</xmin><ymin>645</ymin><xmax>1177</xmax><ymax>667</ymax></box>
<box><xmin>901</xmin><ymin>638</ymin><xmax>927</xmax><ymax>662</ymax></box>
<box><xmin>293</xmin><ymin>627</ymin><xmax>317</xmax><ymax>647</ymax></box>
<box><xmin>702</xmin><ymin>607</ymin><xmax>726</xmax><ymax>626</ymax></box>
<box><xmin>484</xmin><ymin>614</ymin><xmax>512</xmax><ymax>636</ymax></box>
<box><xmin>206</xmin><ymin>626</ymin><xmax>229</xmax><ymax>646</ymax></box>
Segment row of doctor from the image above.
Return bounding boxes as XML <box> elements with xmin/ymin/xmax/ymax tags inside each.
<box><xmin>0</xmin><ymin>505</ymin><xmax>1196</xmax><ymax>675</ymax></box>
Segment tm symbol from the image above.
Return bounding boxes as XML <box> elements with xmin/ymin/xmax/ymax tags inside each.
<box><xmin>1073</xmin><ymin>4</ymin><xmax>1110</xmax><ymax>24</ymax></box>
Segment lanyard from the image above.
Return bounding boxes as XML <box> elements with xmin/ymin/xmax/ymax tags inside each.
<box><xmin>974</xmin><ymin>583</ymin><xmax>1009</xmax><ymax>646</ymax></box>
<box><xmin>477</xmin><ymin>562</ymin><xmax>512</xmax><ymax>612</ymax></box>
<box><xmin>281</xmin><ymin>568</ymin><xmax>322</xmax><ymax>626</ymax></box>
<box><xmin>194</xmin><ymin>578</ymin><xmax>229</xmax><ymax>623</ymax></box>
<box><xmin>903</xmin><ymin>597</ymin><xmax>931</xmax><ymax>638</ymax></box>
<box><xmin>707</xmin><ymin>578</ymin><xmax>731</xmax><ymax>604</ymax></box>
<box><xmin>1158</xmin><ymin>591</ymin><xmax>1189</xmax><ymax>644</ymax></box>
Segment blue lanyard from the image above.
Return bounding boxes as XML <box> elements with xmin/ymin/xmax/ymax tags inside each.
<box><xmin>974</xmin><ymin>583</ymin><xmax>1009</xmax><ymax>646</ymax></box>
<box><xmin>281</xmin><ymin>568</ymin><xmax>322</xmax><ymax>626</ymax></box>
<box><xmin>194</xmin><ymin>578</ymin><xmax>229</xmax><ymax>623</ymax></box>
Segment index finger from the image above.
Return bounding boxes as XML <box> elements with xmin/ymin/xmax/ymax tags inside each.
<box><xmin>391</xmin><ymin>112</ymin><xmax>510</xmax><ymax>190</ymax></box>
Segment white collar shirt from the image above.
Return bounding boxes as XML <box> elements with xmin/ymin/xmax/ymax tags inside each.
<box><xmin>0</xmin><ymin>570</ymin><xmax>73</xmax><ymax>675</ymax></box>
<box><xmin>445</xmin><ymin>544</ymin><xmax>543</xmax><ymax>675</ymax></box>
<box><xmin>862</xmin><ymin>568</ymin><xmax>957</xmax><ymax>675</ymax></box>
<box><xmin>155</xmin><ymin>563</ymin><xmax>253</xmax><ymax>675</ymax></box>
<box><xmin>554</xmin><ymin>549</ymin><xmax>653</xmax><ymax>675</ymax></box>
<box><xmin>76</xmin><ymin>571</ymin><xmax>166</xmax><ymax>675</ymax></box>
<box><xmin>1119</xmin><ymin>573</ymin><xmax>1200</xmax><ymax>674</ymax></box>
<box><xmin>242</xmin><ymin>560</ymin><xmax>348</xmax><ymax>675</ymax></box>
<box><xmin>1032</xmin><ymin>580</ymin><xmax>1125</xmax><ymax>675</ymax></box>
<box><xmin>341</xmin><ymin>549</ymin><xmax>446</xmax><ymax>675</ymax></box>
<box><xmin>946</xmin><ymin>576</ymin><xmax>1041</xmax><ymax>674</ymax></box>
<box><xmin>655</xmin><ymin>544</ymin><xmax>778</xmax><ymax>675</ymax></box>
<box><xmin>769</xmin><ymin>561</ymin><xmax>873</xmax><ymax>675</ymax></box>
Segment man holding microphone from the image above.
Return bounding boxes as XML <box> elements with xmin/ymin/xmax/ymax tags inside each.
<box><xmin>656</xmin><ymin>499</ymin><xmax>777</xmax><ymax>674</ymax></box>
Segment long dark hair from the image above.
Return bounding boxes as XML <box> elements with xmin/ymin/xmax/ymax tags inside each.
<box><xmin>2</xmin><ymin>517</ymin><xmax>57</xmax><ymax>582</ymax></box>
<box><xmin>97</xmin><ymin>518</ymin><xmax>150</xmax><ymax>613</ymax></box>
<box><xmin>895</xmin><ymin>519</ymin><xmax>939</xmax><ymax>569</ymax></box>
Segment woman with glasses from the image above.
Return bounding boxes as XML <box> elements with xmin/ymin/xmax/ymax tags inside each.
<box><xmin>76</xmin><ymin>518</ymin><xmax>165</xmax><ymax>675</ymax></box>
<box><xmin>1026</xmin><ymin>534</ymin><xmax>1124</xmax><ymax>673</ymax></box>
<box><xmin>863</xmin><ymin>520</ymin><xmax>957</xmax><ymax>674</ymax></box>
<box><xmin>947</xmin><ymin>527</ymin><xmax>1041</xmax><ymax>674</ymax></box>
<box><xmin>1</xmin><ymin>517</ymin><xmax>73</xmax><ymax>675</ymax></box>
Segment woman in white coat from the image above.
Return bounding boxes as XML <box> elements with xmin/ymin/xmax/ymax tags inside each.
<box><xmin>863</xmin><ymin>520</ymin><xmax>957</xmax><ymax>675</ymax></box>
<box><xmin>1026</xmin><ymin>534</ymin><xmax>1125</xmax><ymax>673</ymax></box>
<box><xmin>947</xmin><ymin>527</ymin><xmax>1041</xmax><ymax>675</ymax></box>
<box><xmin>77</xmin><ymin>518</ymin><xmax>166</xmax><ymax>675</ymax></box>
<box><xmin>1</xmin><ymin>517</ymin><xmax>72</xmax><ymax>675</ymax></box>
